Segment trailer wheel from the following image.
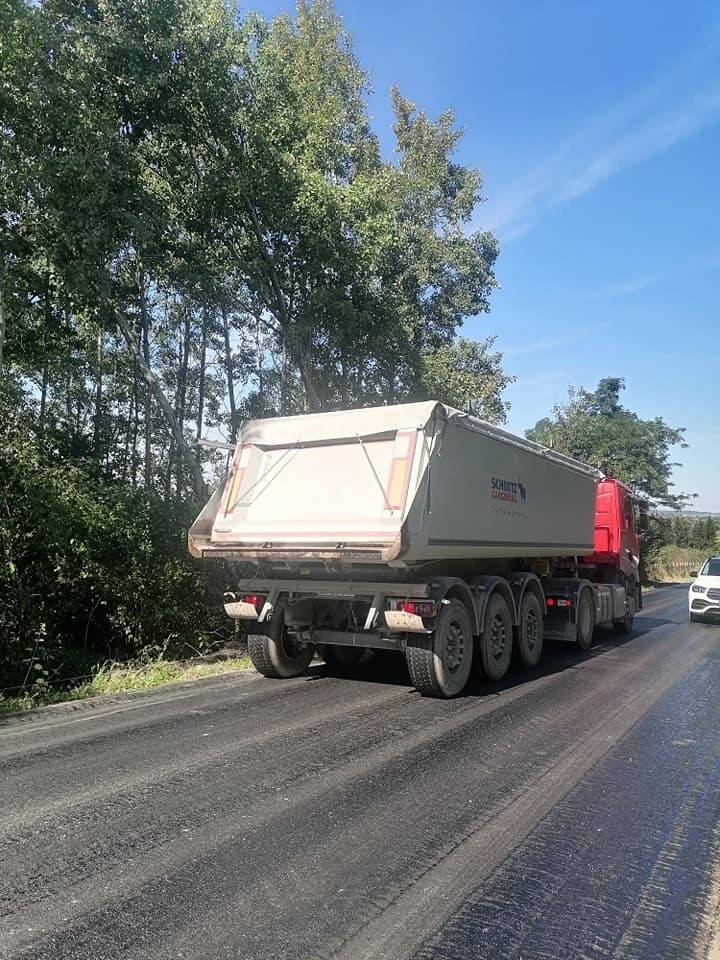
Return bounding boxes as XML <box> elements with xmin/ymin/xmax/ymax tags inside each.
<box><xmin>517</xmin><ymin>592</ymin><xmax>544</xmax><ymax>669</ymax></box>
<box><xmin>405</xmin><ymin>600</ymin><xmax>473</xmax><ymax>698</ymax></box>
<box><xmin>576</xmin><ymin>589</ymin><xmax>595</xmax><ymax>651</ymax></box>
<box><xmin>478</xmin><ymin>593</ymin><xmax>513</xmax><ymax>682</ymax></box>
<box><xmin>247</xmin><ymin>609</ymin><xmax>314</xmax><ymax>679</ymax></box>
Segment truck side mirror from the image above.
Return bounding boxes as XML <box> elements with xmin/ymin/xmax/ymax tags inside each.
<box><xmin>690</xmin><ymin>571</ymin><xmax>699</xmax><ymax>579</ymax></box>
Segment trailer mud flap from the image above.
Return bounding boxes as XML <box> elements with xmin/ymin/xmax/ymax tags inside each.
<box><xmin>544</xmin><ymin>613</ymin><xmax>576</xmax><ymax>642</ymax></box>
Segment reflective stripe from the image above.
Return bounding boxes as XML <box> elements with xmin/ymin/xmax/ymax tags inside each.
<box><xmin>386</xmin><ymin>458</ymin><xmax>408</xmax><ymax>510</ymax></box>
<box><xmin>384</xmin><ymin>431</ymin><xmax>416</xmax><ymax>511</ymax></box>
<box><xmin>223</xmin><ymin>445</ymin><xmax>251</xmax><ymax>515</ymax></box>
<box><xmin>223</xmin><ymin>468</ymin><xmax>245</xmax><ymax>515</ymax></box>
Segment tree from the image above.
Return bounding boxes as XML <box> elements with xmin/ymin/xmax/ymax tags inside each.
<box><xmin>526</xmin><ymin>377</ymin><xmax>691</xmax><ymax>508</ymax></box>
<box><xmin>416</xmin><ymin>337</ymin><xmax>514</xmax><ymax>422</ymax></box>
<box><xmin>0</xmin><ymin>0</ymin><xmax>510</xmax><ymax>690</ymax></box>
<box><xmin>207</xmin><ymin>1</ymin><xmax>501</xmax><ymax>412</ymax></box>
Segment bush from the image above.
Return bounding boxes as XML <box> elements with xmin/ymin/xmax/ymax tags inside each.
<box><xmin>645</xmin><ymin>546</ymin><xmax>707</xmax><ymax>583</ymax></box>
<box><xmin>0</xmin><ymin>385</ymin><xmax>228</xmax><ymax>692</ymax></box>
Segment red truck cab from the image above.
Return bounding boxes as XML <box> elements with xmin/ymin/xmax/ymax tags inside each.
<box><xmin>586</xmin><ymin>477</ymin><xmax>643</xmax><ymax>585</ymax></box>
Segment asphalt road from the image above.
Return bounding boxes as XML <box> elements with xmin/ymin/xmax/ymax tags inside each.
<box><xmin>2</xmin><ymin>585</ymin><xmax>720</xmax><ymax>960</ymax></box>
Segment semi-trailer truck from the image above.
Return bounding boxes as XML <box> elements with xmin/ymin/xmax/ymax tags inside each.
<box><xmin>189</xmin><ymin>401</ymin><xmax>645</xmax><ymax>698</ymax></box>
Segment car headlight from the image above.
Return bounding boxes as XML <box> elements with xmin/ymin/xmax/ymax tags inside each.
<box><xmin>691</xmin><ymin>584</ymin><xmax>707</xmax><ymax>593</ymax></box>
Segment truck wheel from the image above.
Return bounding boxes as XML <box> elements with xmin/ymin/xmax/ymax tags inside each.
<box><xmin>613</xmin><ymin>597</ymin><xmax>636</xmax><ymax>635</ymax></box>
<box><xmin>478</xmin><ymin>593</ymin><xmax>513</xmax><ymax>682</ymax></box>
<box><xmin>318</xmin><ymin>644</ymin><xmax>366</xmax><ymax>668</ymax></box>
<box><xmin>576</xmin><ymin>589</ymin><xmax>595</xmax><ymax>651</ymax></box>
<box><xmin>405</xmin><ymin>599</ymin><xmax>473</xmax><ymax>698</ymax></box>
<box><xmin>517</xmin><ymin>592</ymin><xmax>544</xmax><ymax>669</ymax></box>
<box><xmin>247</xmin><ymin>609</ymin><xmax>314</xmax><ymax>679</ymax></box>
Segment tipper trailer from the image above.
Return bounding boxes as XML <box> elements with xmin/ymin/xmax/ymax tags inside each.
<box><xmin>189</xmin><ymin>402</ymin><xmax>645</xmax><ymax>698</ymax></box>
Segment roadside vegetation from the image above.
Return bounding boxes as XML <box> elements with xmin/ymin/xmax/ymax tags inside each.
<box><xmin>0</xmin><ymin>655</ymin><xmax>251</xmax><ymax>718</ymax></box>
<box><xmin>643</xmin><ymin>516</ymin><xmax>719</xmax><ymax>582</ymax></box>
<box><xmin>1</xmin><ymin>0</ymin><xmax>507</xmax><ymax>705</ymax></box>
<box><xmin>0</xmin><ymin>0</ymin><xmax>697</xmax><ymax>713</ymax></box>
<box><xmin>646</xmin><ymin>547</ymin><xmax>706</xmax><ymax>583</ymax></box>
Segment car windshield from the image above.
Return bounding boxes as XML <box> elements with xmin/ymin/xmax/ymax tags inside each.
<box><xmin>701</xmin><ymin>559</ymin><xmax>720</xmax><ymax>577</ymax></box>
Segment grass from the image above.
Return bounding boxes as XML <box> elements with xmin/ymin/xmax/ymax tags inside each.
<box><xmin>0</xmin><ymin>655</ymin><xmax>252</xmax><ymax>718</ymax></box>
<box><xmin>647</xmin><ymin>545</ymin><xmax>707</xmax><ymax>583</ymax></box>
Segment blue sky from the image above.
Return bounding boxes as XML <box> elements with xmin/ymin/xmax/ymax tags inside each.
<box><xmin>247</xmin><ymin>0</ymin><xmax>720</xmax><ymax>510</ymax></box>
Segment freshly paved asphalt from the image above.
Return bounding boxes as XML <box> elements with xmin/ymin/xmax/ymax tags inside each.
<box><xmin>2</xmin><ymin>585</ymin><xmax>719</xmax><ymax>960</ymax></box>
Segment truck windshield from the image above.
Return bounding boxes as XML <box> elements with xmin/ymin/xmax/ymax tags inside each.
<box><xmin>701</xmin><ymin>559</ymin><xmax>720</xmax><ymax>577</ymax></box>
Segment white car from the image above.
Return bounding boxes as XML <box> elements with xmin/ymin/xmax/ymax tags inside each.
<box><xmin>689</xmin><ymin>556</ymin><xmax>720</xmax><ymax>622</ymax></box>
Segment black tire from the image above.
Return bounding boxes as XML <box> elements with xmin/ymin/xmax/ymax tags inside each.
<box><xmin>517</xmin><ymin>592</ymin><xmax>544</xmax><ymax>668</ymax></box>
<box><xmin>576</xmin><ymin>589</ymin><xmax>595</xmax><ymax>651</ymax></box>
<box><xmin>690</xmin><ymin>612</ymin><xmax>703</xmax><ymax>624</ymax></box>
<box><xmin>613</xmin><ymin>610</ymin><xmax>635</xmax><ymax>635</ymax></box>
<box><xmin>406</xmin><ymin>599</ymin><xmax>473</xmax><ymax>698</ymax></box>
<box><xmin>478</xmin><ymin>593</ymin><xmax>513</xmax><ymax>682</ymax></box>
<box><xmin>247</xmin><ymin>606</ymin><xmax>314</xmax><ymax>679</ymax></box>
<box><xmin>613</xmin><ymin>589</ymin><xmax>636</xmax><ymax>635</ymax></box>
<box><xmin>318</xmin><ymin>644</ymin><xmax>366</xmax><ymax>667</ymax></box>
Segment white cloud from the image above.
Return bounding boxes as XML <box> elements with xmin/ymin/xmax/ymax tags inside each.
<box><xmin>482</xmin><ymin>28</ymin><xmax>720</xmax><ymax>240</ymax></box>
<box><xmin>501</xmin><ymin>321</ymin><xmax>608</xmax><ymax>357</ymax></box>
<box><xmin>587</xmin><ymin>248</ymin><xmax>720</xmax><ymax>299</ymax></box>
<box><xmin>587</xmin><ymin>275</ymin><xmax>656</xmax><ymax>298</ymax></box>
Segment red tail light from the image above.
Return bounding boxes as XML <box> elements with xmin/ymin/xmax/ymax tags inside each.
<box><xmin>398</xmin><ymin>601</ymin><xmax>435</xmax><ymax>618</ymax></box>
<box><xmin>546</xmin><ymin>598</ymin><xmax>556</xmax><ymax>607</ymax></box>
<box><xmin>243</xmin><ymin>595</ymin><xmax>264</xmax><ymax>610</ymax></box>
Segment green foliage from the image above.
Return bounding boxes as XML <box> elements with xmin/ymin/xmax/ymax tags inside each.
<box><xmin>666</xmin><ymin>514</ymin><xmax>719</xmax><ymax>550</ymax></box>
<box><xmin>645</xmin><ymin>545</ymin><xmax>708</xmax><ymax>584</ymax></box>
<box><xmin>637</xmin><ymin>513</ymin><xmax>717</xmax><ymax>583</ymax></box>
<box><xmin>212</xmin><ymin>3</ymin><xmax>501</xmax><ymax>410</ymax></box>
<box><xmin>2</xmin><ymin>0</ymin><xmax>508</xmax><ymax>453</ymax></box>
<box><xmin>0</xmin><ymin>384</ymin><xmax>227</xmax><ymax>691</ymax></box>
<box><xmin>416</xmin><ymin>337</ymin><xmax>514</xmax><ymax>423</ymax></box>
<box><xmin>0</xmin><ymin>656</ymin><xmax>250</xmax><ymax>717</ymax></box>
<box><xmin>526</xmin><ymin>377</ymin><xmax>690</xmax><ymax>508</ymax></box>
<box><xmin>639</xmin><ymin>514</ymin><xmax>669</xmax><ymax>584</ymax></box>
<box><xmin>0</xmin><ymin>0</ymin><xmax>511</xmax><ymax>690</ymax></box>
